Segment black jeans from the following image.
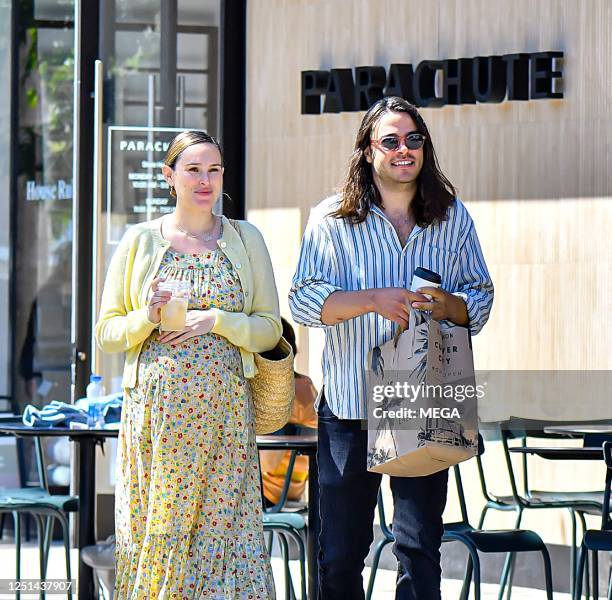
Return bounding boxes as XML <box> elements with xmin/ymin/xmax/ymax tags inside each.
<box><xmin>317</xmin><ymin>396</ymin><xmax>449</xmax><ymax>600</ymax></box>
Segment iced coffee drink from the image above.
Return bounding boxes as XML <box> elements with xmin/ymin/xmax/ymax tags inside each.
<box><xmin>159</xmin><ymin>281</ymin><xmax>190</xmax><ymax>331</ymax></box>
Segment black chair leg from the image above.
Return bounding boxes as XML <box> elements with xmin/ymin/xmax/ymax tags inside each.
<box><xmin>592</xmin><ymin>550</ymin><xmax>599</xmax><ymax>600</ymax></box>
<box><xmin>365</xmin><ymin>538</ymin><xmax>392</xmax><ymax>600</ymax></box>
<box><xmin>540</xmin><ymin>545</ymin><xmax>554</xmax><ymax>600</ymax></box>
<box><xmin>576</xmin><ymin>545</ymin><xmax>587</xmax><ymax>600</ymax></box>
<box><xmin>570</xmin><ymin>509</ymin><xmax>578</xmax><ymax>596</ymax></box>
<box><xmin>56</xmin><ymin>513</ymin><xmax>72</xmax><ymax>599</ymax></box>
<box><xmin>468</xmin><ymin>545</ymin><xmax>481</xmax><ymax>600</ymax></box>
<box><xmin>13</xmin><ymin>511</ymin><xmax>21</xmax><ymax>600</ymax></box>
<box><xmin>0</xmin><ymin>511</ymin><xmax>5</xmax><ymax>540</ymax></box>
<box><xmin>577</xmin><ymin>512</ymin><xmax>590</xmax><ymax>600</ymax></box>
<box><xmin>498</xmin><ymin>507</ymin><xmax>523</xmax><ymax>600</ymax></box>
<box><xmin>477</xmin><ymin>505</ymin><xmax>489</xmax><ymax>529</ymax></box>
<box><xmin>460</xmin><ymin>554</ymin><xmax>473</xmax><ymax>600</ymax></box>
<box><xmin>504</xmin><ymin>553</ymin><xmax>518</xmax><ymax>600</ymax></box>
<box><xmin>277</xmin><ymin>532</ymin><xmax>292</xmax><ymax>600</ymax></box>
<box><xmin>34</xmin><ymin>514</ymin><xmax>46</xmax><ymax>600</ymax></box>
<box><xmin>265</xmin><ymin>530</ymin><xmax>274</xmax><ymax>555</ymax></box>
<box><xmin>42</xmin><ymin>516</ymin><xmax>53</xmax><ymax>574</ymax></box>
<box><xmin>25</xmin><ymin>513</ymin><xmax>31</xmax><ymax>542</ymax></box>
<box><xmin>286</xmin><ymin>529</ymin><xmax>307</xmax><ymax>600</ymax></box>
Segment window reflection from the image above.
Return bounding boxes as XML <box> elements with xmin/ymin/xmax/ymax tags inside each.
<box><xmin>105</xmin><ymin>1</ymin><xmax>218</xmax><ymax>130</ymax></box>
<box><xmin>14</xmin><ymin>2</ymin><xmax>75</xmax><ymax>409</ymax></box>
<box><xmin>96</xmin><ymin>1</ymin><xmax>221</xmax><ymax>392</ymax></box>
<box><xmin>13</xmin><ymin>0</ymin><xmax>221</xmax><ymax>411</ymax></box>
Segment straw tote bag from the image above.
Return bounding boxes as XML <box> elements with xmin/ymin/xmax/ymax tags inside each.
<box><xmin>228</xmin><ymin>219</ymin><xmax>295</xmax><ymax>434</ymax></box>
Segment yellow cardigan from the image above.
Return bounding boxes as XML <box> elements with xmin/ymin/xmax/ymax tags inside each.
<box><xmin>95</xmin><ymin>215</ymin><xmax>282</xmax><ymax>389</ymax></box>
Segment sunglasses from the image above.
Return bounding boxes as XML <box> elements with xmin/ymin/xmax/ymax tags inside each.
<box><xmin>372</xmin><ymin>133</ymin><xmax>426</xmax><ymax>152</ymax></box>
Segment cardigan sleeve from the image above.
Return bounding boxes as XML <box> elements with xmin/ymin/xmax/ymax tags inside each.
<box><xmin>209</xmin><ymin>224</ymin><xmax>282</xmax><ymax>352</ymax></box>
<box><xmin>95</xmin><ymin>230</ymin><xmax>159</xmax><ymax>354</ymax></box>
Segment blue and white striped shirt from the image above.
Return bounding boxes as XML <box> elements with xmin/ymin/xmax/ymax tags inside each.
<box><xmin>289</xmin><ymin>195</ymin><xmax>494</xmax><ymax>419</ymax></box>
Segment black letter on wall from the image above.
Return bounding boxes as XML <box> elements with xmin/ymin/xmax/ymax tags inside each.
<box><xmin>323</xmin><ymin>68</ymin><xmax>357</xmax><ymax>113</ymax></box>
<box><xmin>301</xmin><ymin>70</ymin><xmax>330</xmax><ymax>114</ymax></box>
<box><xmin>413</xmin><ymin>61</ymin><xmax>445</xmax><ymax>108</ymax></box>
<box><xmin>530</xmin><ymin>51</ymin><xmax>563</xmax><ymax>99</ymax></box>
<box><xmin>383</xmin><ymin>63</ymin><xmax>417</xmax><ymax>104</ymax></box>
<box><xmin>472</xmin><ymin>56</ymin><xmax>506</xmax><ymax>103</ymax></box>
<box><xmin>503</xmin><ymin>53</ymin><xmax>530</xmax><ymax>100</ymax></box>
<box><xmin>354</xmin><ymin>66</ymin><xmax>387</xmax><ymax>110</ymax></box>
<box><xmin>443</xmin><ymin>58</ymin><xmax>476</xmax><ymax>104</ymax></box>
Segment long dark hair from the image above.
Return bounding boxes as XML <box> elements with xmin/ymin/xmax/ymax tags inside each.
<box><xmin>332</xmin><ymin>97</ymin><xmax>456</xmax><ymax>226</ymax></box>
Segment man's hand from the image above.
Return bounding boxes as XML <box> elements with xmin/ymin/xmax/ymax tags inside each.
<box><xmin>157</xmin><ymin>310</ymin><xmax>217</xmax><ymax>344</ymax></box>
<box><xmin>370</xmin><ymin>288</ymin><xmax>429</xmax><ymax>329</ymax></box>
<box><xmin>411</xmin><ymin>287</ymin><xmax>469</xmax><ymax>326</ymax></box>
<box><xmin>321</xmin><ymin>287</ymin><xmax>429</xmax><ymax>327</ymax></box>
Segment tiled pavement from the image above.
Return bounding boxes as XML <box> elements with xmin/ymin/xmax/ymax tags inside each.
<box><xmin>0</xmin><ymin>541</ymin><xmax>572</xmax><ymax>599</ymax></box>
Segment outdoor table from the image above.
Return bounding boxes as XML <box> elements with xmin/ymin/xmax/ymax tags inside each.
<box><xmin>257</xmin><ymin>434</ymin><xmax>319</xmax><ymax>600</ymax></box>
<box><xmin>0</xmin><ymin>423</ymin><xmax>118</xmax><ymax>600</ymax></box>
<box><xmin>509</xmin><ymin>446</ymin><xmax>605</xmax><ymax>461</ymax></box>
<box><xmin>544</xmin><ymin>423</ymin><xmax>612</xmax><ymax>438</ymax></box>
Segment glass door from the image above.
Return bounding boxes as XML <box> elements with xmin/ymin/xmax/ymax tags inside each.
<box><xmin>91</xmin><ymin>0</ymin><xmax>221</xmax><ymax>389</ymax></box>
<box><xmin>13</xmin><ymin>1</ymin><xmax>76</xmax><ymax>411</ymax></box>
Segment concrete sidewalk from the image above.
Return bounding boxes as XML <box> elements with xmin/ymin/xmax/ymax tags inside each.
<box><xmin>0</xmin><ymin>540</ymin><xmax>571</xmax><ymax>599</ymax></box>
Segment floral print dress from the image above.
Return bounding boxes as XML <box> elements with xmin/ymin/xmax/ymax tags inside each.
<box><xmin>115</xmin><ymin>248</ymin><xmax>275</xmax><ymax>599</ymax></box>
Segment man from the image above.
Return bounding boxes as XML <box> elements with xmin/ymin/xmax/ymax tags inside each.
<box><xmin>289</xmin><ymin>96</ymin><xmax>494</xmax><ymax>599</ymax></box>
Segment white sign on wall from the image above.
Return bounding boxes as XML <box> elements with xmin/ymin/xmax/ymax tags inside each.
<box><xmin>106</xmin><ymin>126</ymin><xmax>204</xmax><ymax>245</ymax></box>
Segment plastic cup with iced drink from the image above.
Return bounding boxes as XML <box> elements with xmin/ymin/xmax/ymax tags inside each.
<box><xmin>159</xmin><ymin>280</ymin><xmax>190</xmax><ymax>331</ymax></box>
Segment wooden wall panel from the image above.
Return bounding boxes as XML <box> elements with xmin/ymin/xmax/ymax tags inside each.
<box><xmin>245</xmin><ymin>0</ymin><xmax>612</xmax><ymax>546</ymax></box>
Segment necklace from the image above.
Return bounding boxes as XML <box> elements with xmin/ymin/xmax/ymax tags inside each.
<box><xmin>175</xmin><ymin>216</ymin><xmax>219</xmax><ymax>242</ymax></box>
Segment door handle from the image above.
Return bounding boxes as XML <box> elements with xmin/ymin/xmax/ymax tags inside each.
<box><xmin>91</xmin><ymin>59</ymin><xmax>104</xmax><ymax>375</ymax></box>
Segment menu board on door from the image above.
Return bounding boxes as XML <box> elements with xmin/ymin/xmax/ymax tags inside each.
<box><xmin>105</xmin><ymin>126</ymin><xmax>204</xmax><ymax>244</ymax></box>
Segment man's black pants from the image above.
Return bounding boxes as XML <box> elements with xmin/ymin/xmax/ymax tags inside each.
<box><xmin>317</xmin><ymin>397</ymin><xmax>448</xmax><ymax>600</ymax></box>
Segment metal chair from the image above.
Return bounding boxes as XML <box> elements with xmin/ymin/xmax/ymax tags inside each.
<box><xmin>260</xmin><ymin>449</ymin><xmax>308</xmax><ymax>600</ymax></box>
<box><xmin>365</xmin><ymin>486</ymin><xmax>394</xmax><ymax>600</ymax></box>
<box><xmin>574</xmin><ymin>441</ymin><xmax>612</xmax><ymax>600</ymax></box>
<box><xmin>478</xmin><ymin>421</ymin><xmax>604</xmax><ymax>599</ymax></box>
<box><xmin>0</xmin><ymin>416</ymin><xmax>77</xmax><ymax>599</ymax></box>
<box><xmin>366</xmin><ymin>464</ymin><xmax>554</xmax><ymax>600</ymax></box>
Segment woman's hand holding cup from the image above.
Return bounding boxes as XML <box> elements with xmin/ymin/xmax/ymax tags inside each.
<box><xmin>147</xmin><ymin>278</ymin><xmax>172</xmax><ymax>324</ymax></box>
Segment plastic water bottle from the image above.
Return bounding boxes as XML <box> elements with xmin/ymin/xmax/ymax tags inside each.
<box><xmin>86</xmin><ymin>374</ymin><xmax>105</xmax><ymax>429</ymax></box>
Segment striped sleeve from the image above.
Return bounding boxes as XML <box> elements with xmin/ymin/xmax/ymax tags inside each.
<box><xmin>454</xmin><ymin>223</ymin><xmax>494</xmax><ymax>336</ymax></box>
<box><xmin>289</xmin><ymin>213</ymin><xmax>342</xmax><ymax>328</ymax></box>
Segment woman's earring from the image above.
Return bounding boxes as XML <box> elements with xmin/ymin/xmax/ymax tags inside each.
<box><xmin>169</xmin><ymin>184</ymin><xmax>176</xmax><ymax>198</ymax></box>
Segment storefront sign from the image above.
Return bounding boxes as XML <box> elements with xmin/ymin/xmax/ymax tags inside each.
<box><xmin>106</xmin><ymin>126</ymin><xmax>193</xmax><ymax>244</ymax></box>
<box><xmin>301</xmin><ymin>51</ymin><xmax>563</xmax><ymax>114</ymax></box>
<box><xmin>25</xmin><ymin>179</ymin><xmax>73</xmax><ymax>201</ymax></box>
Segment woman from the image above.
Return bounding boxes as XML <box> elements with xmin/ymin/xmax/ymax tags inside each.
<box><xmin>96</xmin><ymin>130</ymin><xmax>281</xmax><ymax>598</ymax></box>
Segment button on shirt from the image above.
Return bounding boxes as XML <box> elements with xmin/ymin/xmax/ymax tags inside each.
<box><xmin>289</xmin><ymin>195</ymin><xmax>494</xmax><ymax>419</ymax></box>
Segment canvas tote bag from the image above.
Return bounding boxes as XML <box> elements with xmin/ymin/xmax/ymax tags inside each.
<box><xmin>367</xmin><ymin>311</ymin><xmax>479</xmax><ymax>477</ymax></box>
